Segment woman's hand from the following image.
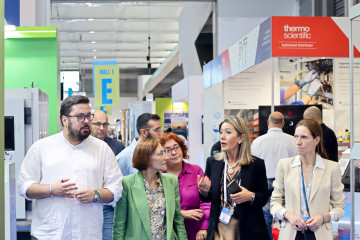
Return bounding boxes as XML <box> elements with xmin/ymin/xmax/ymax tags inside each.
<box><xmin>284</xmin><ymin>211</ymin><xmax>307</xmax><ymax>231</ymax></box>
<box><xmin>197</xmin><ymin>175</ymin><xmax>211</xmax><ymax>196</ymax></box>
<box><xmin>196</xmin><ymin>229</ymin><xmax>207</xmax><ymax>240</ymax></box>
<box><xmin>306</xmin><ymin>215</ymin><xmax>325</xmax><ymax>232</ymax></box>
<box><xmin>181</xmin><ymin>209</ymin><xmax>204</xmax><ymax>221</ymax></box>
<box><xmin>229</xmin><ymin>186</ymin><xmax>252</xmax><ymax>204</ymax></box>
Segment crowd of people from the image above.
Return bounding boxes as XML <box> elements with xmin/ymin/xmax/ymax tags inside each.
<box><xmin>17</xmin><ymin>95</ymin><xmax>345</xmax><ymax>240</ymax></box>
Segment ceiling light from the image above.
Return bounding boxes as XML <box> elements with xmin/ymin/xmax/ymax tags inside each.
<box><xmin>85</xmin><ymin>3</ymin><xmax>92</xmax><ymax>6</ymax></box>
<box><xmin>89</xmin><ymin>31</ymin><xmax>95</xmax><ymax>34</ymax></box>
<box><xmin>92</xmin><ymin>50</ymin><xmax>97</xmax><ymax>52</ymax></box>
<box><xmin>88</xmin><ymin>18</ymin><xmax>94</xmax><ymax>21</ymax></box>
<box><xmin>91</xmin><ymin>41</ymin><xmax>96</xmax><ymax>44</ymax></box>
<box><xmin>93</xmin><ymin>56</ymin><xmax>97</xmax><ymax>59</ymax></box>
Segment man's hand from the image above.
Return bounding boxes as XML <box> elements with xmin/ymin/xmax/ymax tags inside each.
<box><xmin>74</xmin><ymin>190</ymin><xmax>96</xmax><ymax>203</ymax></box>
<box><xmin>230</xmin><ymin>186</ymin><xmax>253</xmax><ymax>204</ymax></box>
<box><xmin>52</xmin><ymin>179</ymin><xmax>78</xmax><ymax>198</ymax></box>
<box><xmin>284</xmin><ymin>211</ymin><xmax>307</xmax><ymax>231</ymax></box>
<box><xmin>181</xmin><ymin>209</ymin><xmax>204</xmax><ymax>221</ymax></box>
<box><xmin>196</xmin><ymin>230</ymin><xmax>207</xmax><ymax>240</ymax></box>
<box><xmin>306</xmin><ymin>215</ymin><xmax>325</xmax><ymax>232</ymax></box>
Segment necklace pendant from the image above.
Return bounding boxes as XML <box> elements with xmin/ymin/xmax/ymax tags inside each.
<box><xmin>228</xmin><ymin>167</ymin><xmax>234</xmax><ymax>174</ymax></box>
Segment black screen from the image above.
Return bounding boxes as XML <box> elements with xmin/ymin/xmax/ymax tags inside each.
<box><xmin>5</xmin><ymin>116</ymin><xmax>15</xmax><ymax>151</ymax></box>
<box><xmin>258</xmin><ymin>105</ymin><xmax>322</xmax><ymax>136</ymax></box>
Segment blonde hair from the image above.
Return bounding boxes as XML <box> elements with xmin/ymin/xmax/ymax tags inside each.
<box><xmin>214</xmin><ymin>116</ymin><xmax>254</xmax><ymax>165</ymax></box>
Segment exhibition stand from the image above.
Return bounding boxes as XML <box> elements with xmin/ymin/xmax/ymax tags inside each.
<box><xmin>171</xmin><ymin>76</ymin><xmax>204</xmax><ymax>167</ymax></box>
<box><xmin>203</xmin><ymin>16</ymin><xmax>360</xmax><ymax>239</ymax></box>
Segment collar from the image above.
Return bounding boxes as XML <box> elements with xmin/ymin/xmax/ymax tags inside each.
<box><xmin>291</xmin><ymin>154</ymin><xmax>325</xmax><ymax>169</ymax></box>
<box><xmin>267</xmin><ymin>127</ymin><xmax>283</xmax><ymax>133</ymax></box>
<box><xmin>178</xmin><ymin>161</ymin><xmax>191</xmax><ymax>178</ymax></box>
<box><xmin>130</xmin><ymin>138</ymin><xmax>138</xmax><ymax>146</ymax></box>
<box><xmin>61</xmin><ymin>131</ymin><xmax>88</xmax><ymax>147</ymax></box>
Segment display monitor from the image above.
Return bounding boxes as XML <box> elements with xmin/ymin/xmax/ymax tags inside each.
<box><xmin>258</xmin><ymin>105</ymin><xmax>322</xmax><ymax>136</ymax></box>
<box><xmin>5</xmin><ymin>116</ymin><xmax>15</xmax><ymax>151</ymax></box>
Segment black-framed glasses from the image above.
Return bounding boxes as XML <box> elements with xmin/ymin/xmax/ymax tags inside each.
<box><xmin>66</xmin><ymin>113</ymin><xmax>94</xmax><ymax>122</ymax></box>
<box><xmin>145</xmin><ymin>126</ymin><xmax>163</xmax><ymax>133</ymax></box>
<box><xmin>153</xmin><ymin>150</ymin><xmax>165</xmax><ymax>157</ymax></box>
<box><xmin>92</xmin><ymin>122</ymin><xmax>110</xmax><ymax>128</ymax></box>
<box><xmin>164</xmin><ymin>145</ymin><xmax>180</xmax><ymax>155</ymax></box>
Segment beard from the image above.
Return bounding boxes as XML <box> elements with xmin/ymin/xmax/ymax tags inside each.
<box><xmin>67</xmin><ymin>121</ymin><xmax>91</xmax><ymax>141</ymax></box>
<box><xmin>143</xmin><ymin>131</ymin><xmax>155</xmax><ymax>140</ymax></box>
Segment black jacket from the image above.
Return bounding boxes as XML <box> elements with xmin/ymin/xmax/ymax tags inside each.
<box><xmin>321</xmin><ymin>123</ymin><xmax>338</xmax><ymax>162</ymax></box>
<box><xmin>200</xmin><ymin>156</ymin><xmax>270</xmax><ymax>240</ymax></box>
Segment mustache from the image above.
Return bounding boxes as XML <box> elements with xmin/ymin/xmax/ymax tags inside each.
<box><xmin>80</xmin><ymin>125</ymin><xmax>90</xmax><ymax>130</ymax></box>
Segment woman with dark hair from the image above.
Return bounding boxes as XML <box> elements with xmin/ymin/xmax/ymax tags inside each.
<box><xmin>270</xmin><ymin>119</ymin><xmax>345</xmax><ymax>240</ymax></box>
<box><xmin>198</xmin><ymin>116</ymin><xmax>270</xmax><ymax>240</ymax></box>
<box><xmin>113</xmin><ymin>139</ymin><xmax>187</xmax><ymax>240</ymax></box>
<box><xmin>159</xmin><ymin>133</ymin><xmax>211</xmax><ymax>240</ymax></box>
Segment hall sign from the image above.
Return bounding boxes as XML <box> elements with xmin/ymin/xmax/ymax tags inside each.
<box><xmin>93</xmin><ymin>61</ymin><xmax>120</xmax><ymax>115</ymax></box>
<box><xmin>204</xmin><ymin>16</ymin><xmax>360</xmax><ymax>89</ymax></box>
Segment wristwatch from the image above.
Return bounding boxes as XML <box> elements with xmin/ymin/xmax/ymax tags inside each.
<box><xmin>250</xmin><ymin>192</ymin><xmax>255</xmax><ymax>202</ymax></box>
<box><xmin>93</xmin><ymin>190</ymin><xmax>100</xmax><ymax>203</ymax></box>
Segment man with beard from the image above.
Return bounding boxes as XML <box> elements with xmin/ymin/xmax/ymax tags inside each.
<box><xmin>17</xmin><ymin>95</ymin><xmax>123</xmax><ymax>240</ymax></box>
<box><xmin>116</xmin><ymin>113</ymin><xmax>163</xmax><ymax>176</ymax></box>
<box><xmin>90</xmin><ymin>110</ymin><xmax>124</xmax><ymax>240</ymax></box>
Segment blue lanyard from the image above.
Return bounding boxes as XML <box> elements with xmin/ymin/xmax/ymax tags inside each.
<box><xmin>300</xmin><ymin>166</ymin><xmax>311</xmax><ymax>218</ymax></box>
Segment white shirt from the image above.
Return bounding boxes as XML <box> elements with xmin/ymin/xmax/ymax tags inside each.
<box><xmin>17</xmin><ymin>132</ymin><xmax>123</xmax><ymax>240</ymax></box>
<box><xmin>251</xmin><ymin>127</ymin><xmax>296</xmax><ymax>179</ymax></box>
<box><xmin>276</xmin><ymin>154</ymin><xmax>338</xmax><ymax>222</ymax></box>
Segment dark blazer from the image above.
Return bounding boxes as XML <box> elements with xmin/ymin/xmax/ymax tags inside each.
<box><xmin>321</xmin><ymin>123</ymin><xmax>338</xmax><ymax>162</ymax></box>
<box><xmin>200</xmin><ymin>156</ymin><xmax>270</xmax><ymax>240</ymax></box>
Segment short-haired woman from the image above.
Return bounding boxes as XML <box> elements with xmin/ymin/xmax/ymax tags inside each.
<box><xmin>159</xmin><ymin>132</ymin><xmax>211</xmax><ymax>240</ymax></box>
<box><xmin>198</xmin><ymin>116</ymin><xmax>270</xmax><ymax>240</ymax></box>
<box><xmin>270</xmin><ymin>119</ymin><xmax>345</xmax><ymax>240</ymax></box>
<box><xmin>113</xmin><ymin>139</ymin><xmax>187</xmax><ymax>240</ymax></box>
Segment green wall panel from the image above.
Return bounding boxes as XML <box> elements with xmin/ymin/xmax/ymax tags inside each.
<box><xmin>5</xmin><ymin>37</ymin><xmax>60</xmax><ymax>135</ymax></box>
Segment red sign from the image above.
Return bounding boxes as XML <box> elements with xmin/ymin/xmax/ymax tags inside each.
<box><xmin>272</xmin><ymin>16</ymin><xmax>360</xmax><ymax>57</ymax></box>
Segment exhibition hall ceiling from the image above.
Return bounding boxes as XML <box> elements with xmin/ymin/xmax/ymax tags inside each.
<box><xmin>51</xmin><ymin>1</ymin><xmax>184</xmax><ymax>96</ymax></box>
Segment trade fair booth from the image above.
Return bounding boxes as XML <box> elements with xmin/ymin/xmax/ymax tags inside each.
<box><xmin>203</xmin><ymin>16</ymin><xmax>360</xmax><ymax>239</ymax></box>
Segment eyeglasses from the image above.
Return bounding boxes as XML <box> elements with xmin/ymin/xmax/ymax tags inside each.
<box><xmin>66</xmin><ymin>113</ymin><xmax>94</xmax><ymax>122</ymax></box>
<box><xmin>164</xmin><ymin>145</ymin><xmax>181</xmax><ymax>155</ymax></box>
<box><xmin>145</xmin><ymin>127</ymin><xmax>163</xmax><ymax>133</ymax></box>
<box><xmin>153</xmin><ymin>151</ymin><xmax>165</xmax><ymax>157</ymax></box>
<box><xmin>92</xmin><ymin>122</ymin><xmax>110</xmax><ymax>128</ymax></box>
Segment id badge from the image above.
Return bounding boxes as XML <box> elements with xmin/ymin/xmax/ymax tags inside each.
<box><xmin>219</xmin><ymin>207</ymin><xmax>233</xmax><ymax>225</ymax></box>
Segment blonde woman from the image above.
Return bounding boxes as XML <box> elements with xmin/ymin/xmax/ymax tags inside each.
<box><xmin>198</xmin><ymin>116</ymin><xmax>270</xmax><ymax>240</ymax></box>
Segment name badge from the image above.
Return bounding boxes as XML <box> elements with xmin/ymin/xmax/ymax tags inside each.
<box><xmin>219</xmin><ymin>207</ymin><xmax>233</xmax><ymax>225</ymax></box>
<box><xmin>302</xmin><ymin>216</ymin><xmax>309</xmax><ymax>222</ymax></box>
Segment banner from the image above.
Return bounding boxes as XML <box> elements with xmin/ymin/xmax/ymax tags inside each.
<box><xmin>93</xmin><ymin>61</ymin><xmax>119</xmax><ymax>115</ymax></box>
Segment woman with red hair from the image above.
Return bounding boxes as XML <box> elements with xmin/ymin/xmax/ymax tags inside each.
<box><xmin>159</xmin><ymin>133</ymin><xmax>211</xmax><ymax>240</ymax></box>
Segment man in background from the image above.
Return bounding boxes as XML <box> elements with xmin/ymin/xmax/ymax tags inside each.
<box><xmin>91</xmin><ymin>110</ymin><xmax>125</xmax><ymax>240</ymax></box>
<box><xmin>116</xmin><ymin>113</ymin><xmax>163</xmax><ymax>176</ymax></box>
<box><xmin>251</xmin><ymin>111</ymin><xmax>297</xmax><ymax>239</ymax></box>
<box><xmin>303</xmin><ymin>106</ymin><xmax>338</xmax><ymax>162</ymax></box>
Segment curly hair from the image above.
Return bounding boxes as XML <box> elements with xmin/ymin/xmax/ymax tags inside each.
<box><xmin>159</xmin><ymin>132</ymin><xmax>189</xmax><ymax>159</ymax></box>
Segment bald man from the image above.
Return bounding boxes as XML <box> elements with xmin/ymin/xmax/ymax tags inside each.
<box><xmin>303</xmin><ymin>106</ymin><xmax>338</xmax><ymax>162</ymax></box>
<box><xmin>91</xmin><ymin>110</ymin><xmax>124</xmax><ymax>240</ymax></box>
<box><xmin>91</xmin><ymin>110</ymin><xmax>124</xmax><ymax>156</ymax></box>
<box><xmin>251</xmin><ymin>111</ymin><xmax>296</xmax><ymax>239</ymax></box>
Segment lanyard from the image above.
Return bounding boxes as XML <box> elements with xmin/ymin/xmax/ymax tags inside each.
<box><xmin>300</xmin><ymin>164</ymin><xmax>316</xmax><ymax>218</ymax></box>
<box><xmin>223</xmin><ymin>160</ymin><xmax>241</xmax><ymax>204</ymax></box>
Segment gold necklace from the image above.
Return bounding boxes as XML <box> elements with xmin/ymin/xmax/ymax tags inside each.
<box><xmin>227</xmin><ymin>161</ymin><xmax>239</xmax><ymax>174</ymax></box>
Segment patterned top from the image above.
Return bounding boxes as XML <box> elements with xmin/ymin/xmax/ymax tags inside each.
<box><xmin>143</xmin><ymin>175</ymin><xmax>167</xmax><ymax>240</ymax></box>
